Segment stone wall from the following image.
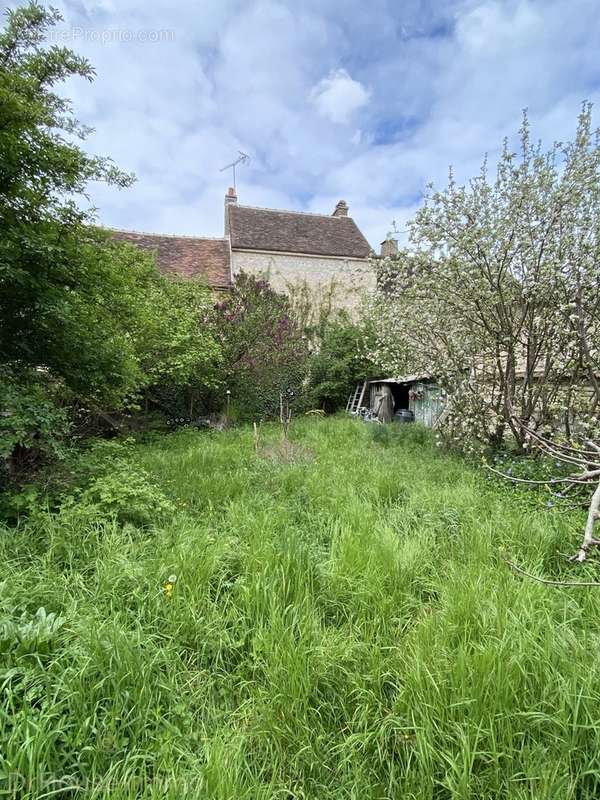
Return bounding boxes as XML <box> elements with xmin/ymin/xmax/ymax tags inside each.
<box><xmin>231</xmin><ymin>249</ymin><xmax>374</xmax><ymax>311</ymax></box>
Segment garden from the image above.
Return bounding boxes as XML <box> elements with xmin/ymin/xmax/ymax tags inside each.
<box><xmin>3</xmin><ymin>5</ymin><xmax>600</xmax><ymax>798</ymax></box>
<box><xmin>3</xmin><ymin>418</ymin><xmax>600</xmax><ymax>798</ymax></box>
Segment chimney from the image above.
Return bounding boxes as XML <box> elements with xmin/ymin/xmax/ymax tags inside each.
<box><xmin>332</xmin><ymin>200</ymin><xmax>349</xmax><ymax>217</ymax></box>
<box><xmin>224</xmin><ymin>186</ymin><xmax>237</xmax><ymax>235</ymax></box>
<box><xmin>380</xmin><ymin>235</ymin><xmax>398</xmax><ymax>258</ymax></box>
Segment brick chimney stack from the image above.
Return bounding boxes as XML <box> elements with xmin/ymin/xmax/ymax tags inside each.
<box><xmin>380</xmin><ymin>235</ymin><xmax>398</xmax><ymax>257</ymax></box>
<box><xmin>224</xmin><ymin>186</ymin><xmax>238</xmax><ymax>235</ymax></box>
<box><xmin>332</xmin><ymin>200</ymin><xmax>349</xmax><ymax>217</ymax></box>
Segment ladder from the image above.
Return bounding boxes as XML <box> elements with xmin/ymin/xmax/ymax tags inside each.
<box><xmin>346</xmin><ymin>380</ymin><xmax>368</xmax><ymax>414</ymax></box>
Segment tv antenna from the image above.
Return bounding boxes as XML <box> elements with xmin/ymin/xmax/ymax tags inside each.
<box><xmin>220</xmin><ymin>151</ymin><xmax>250</xmax><ymax>190</ymax></box>
<box><xmin>385</xmin><ymin>219</ymin><xmax>401</xmax><ymax>241</ymax></box>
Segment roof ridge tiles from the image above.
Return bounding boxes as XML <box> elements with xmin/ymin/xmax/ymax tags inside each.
<box><xmin>235</xmin><ymin>204</ymin><xmax>351</xmax><ymax>219</ymax></box>
<box><xmin>107</xmin><ymin>226</ymin><xmax>228</xmax><ymax>242</ymax></box>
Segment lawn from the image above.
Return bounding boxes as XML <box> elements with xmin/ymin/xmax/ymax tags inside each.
<box><xmin>2</xmin><ymin>417</ymin><xmax>600</xmax><ymax>799</ymax></box>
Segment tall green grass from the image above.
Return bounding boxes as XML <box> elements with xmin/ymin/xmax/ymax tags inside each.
<box><xmin>2</xmin><ymin>417</ymin><xmax>600</xmax><ymax>798</ymax></box>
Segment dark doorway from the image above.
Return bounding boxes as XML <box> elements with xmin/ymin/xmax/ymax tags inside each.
<box><xmin>389</xmin><ymin>383</ymin><xmax>410</xmax><ymax>412</ymax></box>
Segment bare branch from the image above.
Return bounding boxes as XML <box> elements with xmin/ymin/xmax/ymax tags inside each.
<box><xmin>570</xmin><ymin>480</ymin><xmax>600</xmax><ymax>562</ymax></box>
<box><xmin>504</xmin><ymin>558</ymin><xmax>600</xmax><ymax>587</ymax></box>
<box><xmin>515</xmin><ymin>419</ymin><xmax>600</xmax><ymax>463</ymax></box>
<box><xmin>484</xmin><ymin>462</ymin><xmax>600</xmax><ymax>485</ymax></box>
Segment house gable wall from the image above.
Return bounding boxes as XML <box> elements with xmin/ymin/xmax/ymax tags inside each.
<box><xmin>231</xmin><ymin>249</ymin><xmax>374</xmax><ymax>311</ymax></box>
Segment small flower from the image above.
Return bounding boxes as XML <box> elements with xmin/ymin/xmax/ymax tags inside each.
<box><xmin>163</xmin><ymin>574</ymin><xmax>178</xmax><ymax>599</ymax></box>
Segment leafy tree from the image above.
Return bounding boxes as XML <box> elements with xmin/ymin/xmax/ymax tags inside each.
<box><xmin>216</xmin><ymin>273</ymin><xmax>310</xmax><ymax>420</ymax></box>
<box><xmin>132</xmin><ymin>270</ymin><xmax>223</xmax><ymax>417</ymax></box>
<box><xmin>0</xmin><ymin>3</ymin><xmax>141</xmax><ymax>405</ymax></box>
<box><xmin>308</xmin><ymin>314</ymin><xmax>377</xmax><ymax>412</ymax></box>
<box><xmin>0</xmin><ymin>5</ymin><xmax>223</xmax><ymax>479</ymax></box>
<box><xmin>368</xmin><ymin>105</ymin><xmax>600</xmax><ymax>451</ymax></box>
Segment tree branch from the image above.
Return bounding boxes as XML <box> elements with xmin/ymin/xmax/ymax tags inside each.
<box><xmin>504</xmin><ymin>557</ymin><xmax>600</xmax><ymax>587</ymax></box>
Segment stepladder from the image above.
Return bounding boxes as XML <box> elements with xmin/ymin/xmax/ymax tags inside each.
<box><xmin>346</xmin><ymin>380</ymin><xmax>368</xmax><ymax>414</ymax></box>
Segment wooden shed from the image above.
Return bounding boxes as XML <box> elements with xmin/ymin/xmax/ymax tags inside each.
<box><xmin>349</xmin><ymin>374</ymin><xmax>446</xmax><ymax>427</ymax></box>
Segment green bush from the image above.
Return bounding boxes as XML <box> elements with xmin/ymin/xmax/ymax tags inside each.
<box><xmin>308</xmin><ymin>315</ymin><xmax>378</xmax><ymax>412</ymax></box>
<box><xmin>0</xmin><ymin>368</ymin><xmax>69</xmax><ymax>480</ymax></box>
<box><xmin>216</xmin><ymin>273</ymin><xmax>310</xmax><ymax>420</ymax></box>
<box><xmin>1</xmin><ymin>436</ymin><xmax>175</xmax><ymax>527</ymax></box>
<box><xmin>0</xmin><ymin>605</ymin><xmax>65</xmax><ymax>660</ymax></box>
<box><xmin>57</xmin><ymin>439</ymin><xmax>175</xmax><ymax>527</ymax></box>
<box><xmin>70</xmin><ymin>466</ymin><xmax>175</xmax><ymax>527</ymax></box>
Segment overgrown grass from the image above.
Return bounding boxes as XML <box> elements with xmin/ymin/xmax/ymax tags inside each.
<box><xmin>2</xmin><ymin>417</ymin><xmax>600</xmax><ymax>798</ymax></box>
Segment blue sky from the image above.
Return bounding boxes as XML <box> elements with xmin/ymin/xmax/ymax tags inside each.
<box><xmin>9</xmin><ymin>0</ymin><xmax>600</xmax><ymax>247</ymax></box>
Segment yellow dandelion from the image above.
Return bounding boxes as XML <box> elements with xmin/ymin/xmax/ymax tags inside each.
<box><xmin>163</xmin><ymin>574</ymin><xmax>177</xmax><ymax>599</ymax></box>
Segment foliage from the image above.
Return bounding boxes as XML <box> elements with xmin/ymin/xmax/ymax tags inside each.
<box><xmin>130</xmin><ymin>268</ymin><xmax>223</xmax><ymax>419</ymax></box>
<box><xmin>487</xmin><ymin>425</ymin><xmax>600</xmax><ymax>564</ymax></box>
<box><xmin>0</xmin><ymin>604</ymin><xmax>65</xmax><ymax>660</ymax></box>
<box><xmin>2</xmin><ymin>418</ymin><xmax>600</xmax><ymax>797</ymax></box>
<box><xmin>368</xmin><ymin>105</ymin><xmax>600</xmax><ymax>452</ymax></box>
<box><xmin>0</xmin><ymin>366</ymin><xmax>69</xmax><ymax>480</ymax></box>
<box><xmin>370</xmin><ymin>419</ymin><xmax>434</xmax><ymax>450</ymax></box>
<box><xmin>0</xmin><ymin>4</ymin><xmax>138</xmax><ymax>462</ymax></box>
<box><xmin>216</xmin><ymin>272</ymin><xmax>310</xmax><ymax>420</ymax></box>
<box><xmin>0</xmin><ymin>5</ymin><xmax>225</xmax><ymax>472</ymax></box>
<box><xmin>68</xmin><ymin>466</ymin><xmax>175</xmax><ymax>528</ymax></box>
<box><xmin>369</xmin><ymin>420</ymin><xmax>390</xmax><ymax>445</ymax></box>
<box><xmin>2</xmin><ymin>435</ymin><xmax>175</xmax><ymax>527</ymax></box>
<box><xmin>0</xmin><ymin>4</ymin><xmax>142</xmax><ymax>405</ymax></box>
<box><xmin>308</xmin><ymin>313</ymin><xmax>377</xmax><ymax>411</ymax></box>
<box><xmin>286</xmin><ymin>277</ymin><xmax>348</xmax><ymax>343</ymax></box>
<box><xmin>57</xmin><ymin>437</ymin><xmax>175</xmax><ymax>527</ymax></box>
<box><xmin>136</xmin><ymin>278</ymin><xmax>221</xmax><ymax>390</ymax></box>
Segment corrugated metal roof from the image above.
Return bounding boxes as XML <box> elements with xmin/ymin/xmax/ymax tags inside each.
<box><xmin>368</xmin><ymin>374</ymin><xmax>432</xmax><ymax>384</ymax></box>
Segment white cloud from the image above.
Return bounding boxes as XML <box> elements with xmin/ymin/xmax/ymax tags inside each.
<box><xmin>456</xmin><ymin>0</ymin><xmax>540</xmax><ymax>53</ymax></box>
<box><xmin>310</xmin><ymin>69</ymin><xmax>370</xmax><ymax>124</ymax></box>
<box><xmin>9</xmin><ymin>0</ymin><xmax>600</xmax><ymax>248</ymax></box>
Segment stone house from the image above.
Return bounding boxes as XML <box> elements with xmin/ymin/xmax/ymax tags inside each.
<box><xmin>112</xmin><ymin>189</ymin><xmax>374</xmax><ymax>308</ymax></box>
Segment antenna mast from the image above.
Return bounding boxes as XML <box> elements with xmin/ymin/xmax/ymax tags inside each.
<box><xmin>220</xmin><ymin>151</ymin><xmax>250</xmax><ymax>190</ymax></box>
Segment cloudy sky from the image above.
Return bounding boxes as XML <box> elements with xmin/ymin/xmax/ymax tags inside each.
<box><xmin>10</xmin><ymin>0</ymin><xmax>600</xmax><ymax>247</ymax></box>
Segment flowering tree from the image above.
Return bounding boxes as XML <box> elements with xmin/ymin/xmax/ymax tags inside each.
<box><xmin>215</xmin><ymin>273</ymin><xmax>310</xmax><ymax>421</ymax></box>
<box><xmin>368</xmin><ymin>106</ymin><xmax>600</xmax><ymax>450</ymax></box>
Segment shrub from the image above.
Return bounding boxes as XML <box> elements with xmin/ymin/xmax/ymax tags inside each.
<box><xmin>57</xmin><ymin>440</ymin><xmax>175</xmax><ymax>527</ymax></box>
<box><xmin>216</xmin><ymin>273</ymin><xmax>310</xmax><ymax>420</ymax></box>
<box><xmin>0</xmin><ymin>606</ymin><xmax>65</xmax><ymax>660</ymax></box>
<box><xmin>308</xmin><ymin>315</ymin><xmax>378</xmax><ymax>412</ymax></box>
<box><xmin>69</xmin><ymin>466</ymin><xmax>175</xmax><ymax>527</ymax></box>
<box><xmin>0</xmin><ymin>367</ymin><xmax>69</xmax><ymax>480</ymax></box>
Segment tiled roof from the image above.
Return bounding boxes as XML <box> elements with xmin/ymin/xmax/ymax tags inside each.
<box><xmin>227</xmin><ymin>205</ymin><xmax>371</xmax><ymax>259</ymax></box>
<box><xmin>111</xmin><ymin>230</ymin><xmax>232</xmax><ymax>288</ymax></box>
